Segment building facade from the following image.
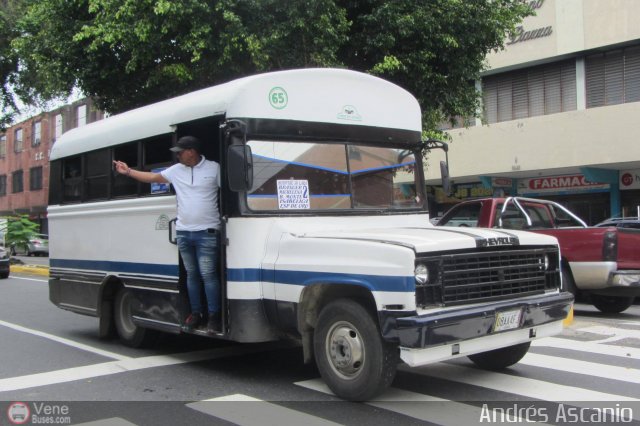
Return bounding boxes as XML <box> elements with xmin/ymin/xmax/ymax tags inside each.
<box><xmin>427</xmin><ymin>0</ymin><xmax>640</xmax><ymax>225</ymax></box>
<box><xmin>0</xmin><ymin>99</ymin><xmax>105</xmax><ymax>233</ymax></box>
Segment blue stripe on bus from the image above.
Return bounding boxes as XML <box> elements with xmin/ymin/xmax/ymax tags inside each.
<box><xmin>48</xmin><ymin>260</ymin><xmax>413</xmax><ymax>292</ymax></box>
<box><xmin>50</xmin><ymin>258</ymin><xmax>179</xmax><ymax>277</ymax></box>
<box><xmin>227</xmin><ymin>268</ymin><xmax>414</xmax><ymax>292</ymax></box>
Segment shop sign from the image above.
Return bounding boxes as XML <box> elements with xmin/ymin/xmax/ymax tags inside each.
<box><xmin>519</xmin><ymin>174</ymin><xmax>609</xmax><ymax>194</ymax></box>
<box><xmin>620</xmin><ymin>169</ymin><xmax>640</xmax><ymax>190</ymax></box>
<box><xmin>453</xmin><ymin>183</ymin><xmax>493</xmax><ymax>200</ymax></box>
<box><xmin>492</xmin><ymin>177</ymin><xmax>514</xmax><ymax>188</ymax></box>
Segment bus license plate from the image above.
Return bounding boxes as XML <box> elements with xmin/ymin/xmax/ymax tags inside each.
<box><xmin>493</xmin><ymin>309</ymin><xmax>523</xmax><ymax>332</ymax></box>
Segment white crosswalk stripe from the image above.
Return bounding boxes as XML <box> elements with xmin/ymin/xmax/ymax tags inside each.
<box><xmin>405</xmin><ymin>362</ymin><xmax>637</xmax><ymax>404</ymax></box>
<box><xmin>187</xmin><ymin>394</ymin><xmax>343</xmax><ymax>426</ymax></box>
<box><xmin>74</xmin><ymin>419</ymin><xmax>137</xmax><ymax>426</ymax></box>
<box><xmin>519</xmin><ymin>352</ymin><xmax>640</xmax><ymax>384</ymax></box>
<box><xmin>531</xmin><ymin>336</ymin><xmax>640</xmax><ymax>358</ymax></box>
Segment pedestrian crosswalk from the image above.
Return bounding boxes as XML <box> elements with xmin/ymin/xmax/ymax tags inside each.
<box><xmin>31</xmin><ymin>320</ymin><xmax>640</xmax><ymax>425</ymax></box>
<box><xmin>152</xmin><ymin>321</ymin><xmax>640</xmax><ymax>424</ymax></box>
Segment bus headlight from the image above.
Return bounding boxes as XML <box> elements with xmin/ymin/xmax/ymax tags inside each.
<box><xmin>415</xmin><ymin>264</ymin><xmax>429</xmax><ymax>285</ymax></box>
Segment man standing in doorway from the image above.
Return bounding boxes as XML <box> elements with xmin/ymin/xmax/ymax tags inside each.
<box><xmin>113</xmin><ymin>136</ymin><xmax>221</xmax><ymax>334</ymax></box>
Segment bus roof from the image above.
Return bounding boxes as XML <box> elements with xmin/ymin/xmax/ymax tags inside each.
<box><xmin>50</xmin><ymin>68</ymin><xmax>422</xmax><ymax>160</ymax></box>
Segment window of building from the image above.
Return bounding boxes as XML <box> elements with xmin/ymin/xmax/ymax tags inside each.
<box><xmin>0</xmin><ymin>175</ymin><xmax>6</xmax><ymax>196</ymax></box>
<box><xmin>14</xmin><ymin>128</ymin><xmax>23</xmax><ymax>153</ymax></box>
<box><xmin>482</xmin><ymin>60</ymin><xmax>577</xmax><ymax>123</ymax></box>
<box><xmin>586</xmin><ymin>45</ymin><xmax>640</xmax><ymax>108</ymax></box>
<box><xmin>77</xmin><ymin>104</ymin><xmax>87</xmax><ymax>127</ymax></box>
<box><xmin>12</xmin><ymin>170</ymin><xmax>23</xmax><ymax>193</ymax></box>
<box><xmin>54</xmin><ymin>114</ymin><xmax>63</xmax><ymax>140</ymax></box>
<box><xmin>0</xmin><ymin>135</ymin><xmax>6</xmax><ymax>158</ymax></box>
<box><xmin>32</xmin><ymin>121</ymin><xmax>42</xmax><ymax>147</ymax></box>
<box><xmin>30</xmin><ymin>167</ymin><xmax>43</xmax><ymax>191</ymax></box>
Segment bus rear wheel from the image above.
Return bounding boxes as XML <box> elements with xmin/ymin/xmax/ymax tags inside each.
<box><xmin>313</xmin><ymin>299</ymin><xmax>398</xmax><ymax>401</ymax></box>
<box><xmin>114</xmin><ymin>287</ymin><xmax>158</xmax><ymax>348</ymax></box>
<box><xmin>590</xmin><ymin>294</ymin><xmax>635</xmax><ymax>314</ymax></box>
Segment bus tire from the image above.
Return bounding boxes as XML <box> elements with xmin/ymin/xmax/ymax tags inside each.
<box><xmin>467</xmin><ymin>342</ymin><xmax>531</xmax><ymax>370</ymax></box>
<box><xmin>114</xmin><ymin>287</ymin><xmax>158</xmax><ymax>348</ymax></box>
<box><xmin>313</xmin><ymin>299</ymin><xmax>398</xmax><ymax>401</ymax></box>
<box><xmin>590</xmin><ymin>294</ymin><xmax>635</xmax><ymax>314</ymax></box>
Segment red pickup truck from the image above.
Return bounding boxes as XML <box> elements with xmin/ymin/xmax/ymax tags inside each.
<box><xmin>437</xmin><ymin>197</ymin><xmax>640</xmax><ymax>313</ymax></box>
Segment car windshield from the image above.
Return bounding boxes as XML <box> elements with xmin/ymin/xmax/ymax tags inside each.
<box><xmin>246</xmin><ymin>140</ymin><xmax>423</xmax><ymax>212</ymax></box>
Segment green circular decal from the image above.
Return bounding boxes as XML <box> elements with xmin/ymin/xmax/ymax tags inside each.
<box><xmin>269</xmin><ymin>87</ymin><xmax>288</xmax><ymax>109</ymax></box>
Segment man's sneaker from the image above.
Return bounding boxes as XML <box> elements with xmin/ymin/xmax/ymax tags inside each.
<box><xmin>183</xmin><ymin>312</ymin><xmax>203</xmax><ymax>331</ymax></box>
<box><xmin>207</xmin><ymin>313</ymin><xmax>221</xmax><ymax>334</ymax></box>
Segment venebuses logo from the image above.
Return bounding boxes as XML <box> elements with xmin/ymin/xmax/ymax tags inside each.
<box><xmin>7</xmin><ymin>402</ymin><xmax>30</xmax><ymax>424</ymax></box>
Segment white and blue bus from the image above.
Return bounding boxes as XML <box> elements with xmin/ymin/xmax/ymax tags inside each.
<box><xmin>48</xmin><ymin>68</ymin><xmax>572</xmax><ymax>400</ymax></box>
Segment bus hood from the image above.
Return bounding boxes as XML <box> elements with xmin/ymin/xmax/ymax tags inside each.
<box><xmin>299</xmin><ymin>226</ymin><xmax>559</xmax><ymax>252</ymax></box>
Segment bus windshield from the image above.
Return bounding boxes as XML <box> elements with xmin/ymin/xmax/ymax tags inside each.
<box><xmin>247</xmin><ymin>140</ymin><xmax>423</xmax><ymax>211</ymax></box>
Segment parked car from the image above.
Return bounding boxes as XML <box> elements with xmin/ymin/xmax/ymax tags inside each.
<box><xmin>10</xmin><ymin>234</ymin><xmax>49</xmax><ymax>257</ymax></box>
<box><xmin>595</xmin><ymin>217</ymin><xmax>640</xmax><ymax>229</ymax></box>
<box><xmin>437</xmin><ymin>197</ymin><xmax>640</xmax><ymax>313</ymax></box>
<box><xmin>0</xmin><ymin>247</ymin><xmax>10</xmax><ymax>278</ymax></box>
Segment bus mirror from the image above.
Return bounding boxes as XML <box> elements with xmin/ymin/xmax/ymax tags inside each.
<box><xmin>440</xmin><ymin>160</ymin><xmax>451</xmax><ymax>196</ymax></box>
<box><xmin>227</xmin><ymin>145</ymin><xmax>253</xmax><ymax>192</ymax></box>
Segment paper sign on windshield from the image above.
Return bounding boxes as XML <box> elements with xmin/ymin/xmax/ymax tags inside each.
<box><xmin>277</xmin><ymin>180</ymin><xmax>311</xmax><ymax>209</ymax></box>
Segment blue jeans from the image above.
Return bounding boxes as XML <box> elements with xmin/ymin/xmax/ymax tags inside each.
<box><xmin>176</xmin><ymin>230</ymin><xmax>220</xmax><ymax>315</ymax></box>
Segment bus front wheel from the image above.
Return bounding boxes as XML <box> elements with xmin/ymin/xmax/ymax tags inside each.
<box><xmin>313</xmin><ymin>299</ymin><xmax>398</xmax><ymax>401</ymax></box>
<box><xmin>114</xmin><ymin>287</ymin><xmax>158</xmax><ymax>348</ymax></box>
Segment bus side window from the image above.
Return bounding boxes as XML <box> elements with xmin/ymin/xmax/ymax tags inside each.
<box><xmin>85</xmin><ymin>149</ymin><xmax>110</xmax><ymax>201</ymax></box>
<box><xmin>113</xmin><ymin>142</ymin><xmax>139</xmax><ymax>198</ymax></box>
<box><xmin>142</xmin><ymin>135</ymin><xmax>173</xmax><ymax>195</ymax></box>
<box><xmin>49</xmin><ymin>161</ymin><xmax>62</xmax><ymax>205</ymax></box>
<box><xmin>62</xmin><ymin>157</ymin><xmax>82</xmax><ymax>203</ymax></box>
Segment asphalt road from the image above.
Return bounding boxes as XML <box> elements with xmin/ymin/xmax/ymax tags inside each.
<box><xmin>1</xmin><ymin>272</ymin><xmax>639</xmax><ymax>425</ymax></box>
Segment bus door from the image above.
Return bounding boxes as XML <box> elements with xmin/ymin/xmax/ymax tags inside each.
<box><xmin>173</xmin><ymin>117</ymin><xmax>228</xmax><ymax>334</ymax></box>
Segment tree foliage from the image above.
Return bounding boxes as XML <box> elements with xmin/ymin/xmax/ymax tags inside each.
<box><xmin>0</xmin><ymin>0</ymin><xmax>24</xmax><ymax>129</ymax></box>
<box><xmin>1</xmin><ymin>0</ymin><xmax>532</xmax><ymax>131</ymax></box>
<box><xmin>0</xmin><ymin>214</ymin><xmax>39</xmax><ymax>249</ymax></box>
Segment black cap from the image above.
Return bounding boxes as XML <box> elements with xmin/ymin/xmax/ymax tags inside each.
<box><xmin>170</xmin><ymin>136</ymin><xmax>201</xmax><ymax>152</ymax></box>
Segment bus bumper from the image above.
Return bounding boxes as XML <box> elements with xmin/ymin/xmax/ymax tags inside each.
<box><xmin>394</xmin><ymin>291</ymin><xmax>573</xmax><ymax>367</ymax></box>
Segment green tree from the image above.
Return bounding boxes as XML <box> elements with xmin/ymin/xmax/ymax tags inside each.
<box><xmin>0</xmin><ymin>0</ymin><xmax>25</xmax><ymax>129</ymax></box>
<box><xmin>0</xmin><ymin>215</ymin><xmax>39</xmax><ymax>251</ymax></box>
<box><xmin>3</xmin><ymin>0</ymin><xmax>531</xmax><ymax>131</ymax></box>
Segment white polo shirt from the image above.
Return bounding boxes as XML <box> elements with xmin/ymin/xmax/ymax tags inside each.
<box><xmin>161</xmin><ymin>156</ymin><xmax>220</xmax><ymax>232</ymax></box>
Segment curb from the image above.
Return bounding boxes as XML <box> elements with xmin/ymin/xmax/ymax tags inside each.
<box><xmin>10</xmin><ymin>265</ymin><xmax>50</xmax><ymax>277</ymax></box>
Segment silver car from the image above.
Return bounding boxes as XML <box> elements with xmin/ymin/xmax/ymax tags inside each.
<box><xmin>11</xmin><ymin>234</ymin><xmax>49</xmax><ymax>257</ymax></box>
